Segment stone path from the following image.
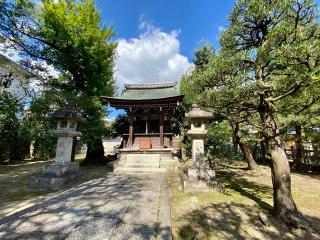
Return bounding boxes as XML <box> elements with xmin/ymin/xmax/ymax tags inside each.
<box><xmin>0</xmin><ymin>173</ymin><xmax>171</xmax><ymax>240</ymax></box>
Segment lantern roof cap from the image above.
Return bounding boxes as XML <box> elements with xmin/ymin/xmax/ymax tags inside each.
<box><xmin>185</xmin><ymin>104</ymin><xmax>212</xmax><ymax>120</ymax></box>
<box><xmin>51</xmin><ymin>107</ymin><xmax>83</xmax><ymax>121</ymax></box>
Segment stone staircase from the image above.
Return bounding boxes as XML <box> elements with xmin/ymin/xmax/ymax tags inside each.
<box><xmin>114</xmin><ymin>154</ymin><xmax>178</xmax><ymax>173</ymax></box>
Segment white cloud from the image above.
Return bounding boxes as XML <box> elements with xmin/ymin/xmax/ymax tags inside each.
<box><xmin>114</xmin><ymin>21</ymin><xmax>192</xmax><ymax>94</ymax></box>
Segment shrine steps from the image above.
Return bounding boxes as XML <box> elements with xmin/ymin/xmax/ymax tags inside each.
<box><xmin>114</xmin><ymin>153</ymin><xmax>178</xmax><ymax>173</ymax></box>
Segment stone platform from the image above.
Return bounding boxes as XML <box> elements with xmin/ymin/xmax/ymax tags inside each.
<box><xmin>32</xmin><ymin>162</ymin><xmax>80</xmax><ymax>189</ymax></box>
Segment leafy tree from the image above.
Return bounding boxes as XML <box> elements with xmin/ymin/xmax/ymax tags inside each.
<box><xmin>200</xmin><ymin>0</ymin><xmax>320</xmax><ymax>227</ymax></box>
<box><xmin>0</xmin><ymin>0</ymin><xmax>117</xmax><ymax>164</ymax></box>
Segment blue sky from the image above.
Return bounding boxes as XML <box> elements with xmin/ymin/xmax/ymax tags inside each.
<box><xmin>96</xmin><ymin>1</ymin><xmax>237</xmax><ymax>118</ymax></box>
<box><xmin>97</xmin><ymin>0</ymin><xmax>236</xmax><ymax>60</ymax></box>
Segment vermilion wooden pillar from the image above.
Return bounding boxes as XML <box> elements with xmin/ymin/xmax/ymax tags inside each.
<box><xmin>128</xmin><ymin>115</ymin><xmax>133</xmax><ymax>147</ymax></box>
<box><xmin>160</xmin><ymin>115</ymin><xmax>164</xmax><ymax>147</ymax></box>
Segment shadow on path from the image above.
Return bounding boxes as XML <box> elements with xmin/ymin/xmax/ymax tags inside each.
<box><xmin>0</xmin><ymin>173</ymin><xmax>164</xmax><ymax>240</ymax></box>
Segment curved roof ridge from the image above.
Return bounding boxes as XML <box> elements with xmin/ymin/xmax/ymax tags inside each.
<box><xmin>124</xmin><ymin>82</ymin><xmax>177</xmax><ymax>90</ymax></box>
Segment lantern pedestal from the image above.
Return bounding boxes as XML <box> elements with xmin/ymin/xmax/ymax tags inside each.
<box><xmin>181</xmin><ymin>165</ymin><xmax>220</xmax><ymax>192</ymax></box>
<box><xmin>181</xmin><ymin>164</ymin><xmax>223</xmax><ymax>192</ymax></box>
<box><xmin>32</xmin><ymin>162</ymin><xmax>80</xmax><ymax>189</ymax></box>
<box><xmin>32</xmin><ymin>108</ymin><xmax>82</xmax><ymax>189</ymax></box>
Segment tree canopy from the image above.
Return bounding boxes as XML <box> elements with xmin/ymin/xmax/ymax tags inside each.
<box><xmin>181</xmin><ymin>0</ymin><xmax>320</xmax><ymax>227</ymax></box>
<box><xmin>0</xmin><ymin>0</ymin><xmax>117</xmax><ymax>164</ymax></box>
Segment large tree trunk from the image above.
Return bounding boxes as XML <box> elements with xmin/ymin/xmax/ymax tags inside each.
<box><xmin>83</xmin><ymin>138</ymin><xmax>106</xmax><ymax>165</ymax></box>
<box><xmin>258</xmin><ymin>100</ymin><xmax>307</xmax><ymax>228</ymax></box>
<box><xmin>292</xmin><ymin>125</ymin><xmax>304</xmax><ymax>170</ymax></box>
<box><xmin>230</xmin><ymin>121</ymin><xmax>259</xmax><ymax>170</ymax></box>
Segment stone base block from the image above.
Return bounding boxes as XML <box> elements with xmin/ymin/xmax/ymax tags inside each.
<box><xmin>32</xmin><ymin>172</ymin><xmax>80</xmax><ymax>189</ymax></box>
<box><xmin>181</xmin><ymin>175</ymin><xmax>218</xmax><ymax>192</ymax></box>
<box><xmin>32</xmin><ymin>162</ymin><xmax>80</xmax><ymax>189</ymax></box>
<box><xmin>42</xmin><ymin>162</ymin><xmax>79</xmax><ymax>176</ymax></box>
<box><xmin>187</xmin><ymin>168</ymin><xmax>216</xmax><ymax>180</ymax></box>
<box><xmin>181</xmin><ymin>170</ymin><xmax>223</xmax><ymax>193</ymax></box>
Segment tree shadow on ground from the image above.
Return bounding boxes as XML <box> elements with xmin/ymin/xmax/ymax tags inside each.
<box><xmin>218</xmin><ymin>170</ymin><xmax>273</xmax><ymax>212</ymax></box>
<box><xmin>175</xmin><ymin>166</ymin><xmax>320</xmax><ymax>240</ymax></box>
<box><xmin>0</xmin><ymin>173</ymin><xmax>163</xmax><ymax>240</ymax></box>
<box><xmin>177</xmin><ymin>201</ymin><xmax>320</xmax><ymax>240</ymax></box>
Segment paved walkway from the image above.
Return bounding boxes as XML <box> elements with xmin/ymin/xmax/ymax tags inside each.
<box><xmin>0</xmin><ymin>173</ymin><xmax>171</xmax><ymax>240</ymax></box>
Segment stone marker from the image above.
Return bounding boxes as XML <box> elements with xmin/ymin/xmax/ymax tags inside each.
<box><xmin>32</xmin><ymin>108</ymin><xmax>82</xmax><ymax>189</ymax></box>
<box><xmin>182</xmin><ymin>104</ymin><xmax>222</xmax><ymax>192</ymax></box>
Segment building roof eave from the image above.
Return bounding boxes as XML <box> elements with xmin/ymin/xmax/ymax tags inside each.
<box><xmin>101</xmin><ymin>95</ymin><xmax>184</xmax><ymax>109</ymax></box>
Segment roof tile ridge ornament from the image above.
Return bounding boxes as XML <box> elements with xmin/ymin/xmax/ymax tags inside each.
<box><xmin>124</xmin><ymin>82</ymin><xmax>177</xmax><ymax>90</ymax></box>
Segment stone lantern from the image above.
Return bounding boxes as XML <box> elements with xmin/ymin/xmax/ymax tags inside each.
<box><xmin>185</xmin><ymin>104</ymin><xmax>212</xmax><ymax>166</ymax></box>
<box><xmin>51</xmin><ymin>108</ymin><xmax>82</xmax><ymax>164</ymax></box>
<box><xmin>32</xmin><ymin>108</ymin><xmax>82</xmax><ymax>188</ymax></box>
<box><xmin>182</xmin><ymin>104</ymin><xmax>222</xmax><ymax>192</ymax></box>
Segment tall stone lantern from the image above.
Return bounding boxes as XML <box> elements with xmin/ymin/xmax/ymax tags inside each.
<box><xmin>185</xmin><ymin>104</ymin><xmax>212</xmax><ymax>166</ymax></box>
<box><xmin>32</xmin><ymin>108</ymin><xmax>82</xmax><ymax>188</ymax></box>
<box><xmin>182</xmin><ymin>104</ymin><xmax>221</xmax><ymax>192</ymax></box>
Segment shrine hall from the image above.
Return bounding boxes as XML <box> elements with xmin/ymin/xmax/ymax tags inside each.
<box><xmin>102</xmin><ymin>82</ymin><xmax>184</xmax><ymax>153</ymax></box>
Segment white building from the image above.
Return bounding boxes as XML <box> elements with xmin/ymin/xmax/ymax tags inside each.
<box><xmin>0</xmin><ymin>53</ymin><xmax>33</xmax><ymax>98</ymax></box>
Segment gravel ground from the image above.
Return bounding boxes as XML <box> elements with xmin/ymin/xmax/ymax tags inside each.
<box><xmin>0</xmin><ymin>173</ymin><xmax>165</xmax><ymax>240</ymax></box>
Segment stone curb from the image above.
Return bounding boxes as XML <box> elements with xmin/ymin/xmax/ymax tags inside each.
<box><xmin>157</xmin><ymin>174</ymin><xmax>172</xmax><ymax>240</ymax></box>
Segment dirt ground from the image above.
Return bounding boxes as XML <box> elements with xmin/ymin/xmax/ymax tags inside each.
<box><xmin>169</xmin><ymin>162</ymin><xmax>320</xmax><ymax>240</ymax></box>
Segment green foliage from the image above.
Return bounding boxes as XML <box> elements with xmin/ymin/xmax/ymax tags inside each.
<box><xmin>180</xmin><ymin>45</ymin><xmax>215</xmax><ymax>106</ymax></box>
<box><xmin>36</xmin><ymin>0</ymin><xmax>116</xmax><ymax>96</ymax></box>
<box><xmin>30</xmin><ymin>88</ymin><xmax>112</xmax><ymax>159</ymax></box>
<box><xmin>0</xmin><ymin>92</ymin><xmax>31</xmax><ymax>163</ymax></box>
<box><xmin>206</xmin><ymin>120</ymin><xmax>243</xmax><ymax>164</ymax></box>
<box><xmin>1</xmin><ymin>0</ymin><xmax>117</xmax><ymax>163</ymax></box>
<box><xmin>193</xmin><ymin>45</ymin><xmax>215</xmax><ymax>71</ymax></box>
<box><xmin>111</xmin><ymin>114</ymin><xmax>128</xmax><ymax>137</ymax></box>
<box><xmin>206</xmin><ymin>120</ymin><xmax>232</xmax><ymax>148</ymax></box>
<box><xmin>1</xmin><ymin>0</ymin><xmax>116</xmax><ymax>96</ymax></box>
<box><xmin>170</xmin><ymin>105</ymin><xmax>189</xmax><ymax>136</ymax></box>
<box><xmin>29</xmin><ymin>89</ymin><xmax>64</xmax><ymax>159</ymax></box>
<box><xmin>77</xmin><ymin>95</ymin><xmax>113</xmax><ymax>149</ymax></box>
<box><xmin>184</xmin><ymin>0</ymin><xmax>320</xmax><ymax>151</ymax></box>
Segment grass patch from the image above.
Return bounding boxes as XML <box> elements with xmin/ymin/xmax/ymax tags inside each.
<box><xmin>169</xmin><ymin>161</ymin><xmax>320</xmax><ymax>240</ymax></box>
